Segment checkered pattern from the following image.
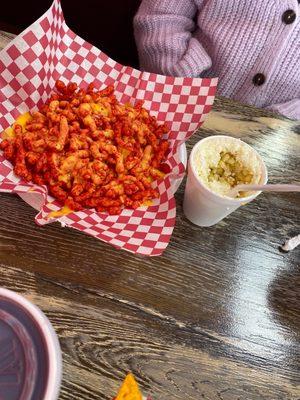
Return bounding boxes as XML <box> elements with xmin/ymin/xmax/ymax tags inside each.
<box><xmin>0</xmin><ymin>0</ymin><xmax>218</xmax><ymax>256</ymax></box>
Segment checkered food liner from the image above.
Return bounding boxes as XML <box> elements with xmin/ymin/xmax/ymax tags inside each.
<box><xmin>0</xmin><ymin>0</ymin><xmax>218</xmax><ymax>256</ymax></box>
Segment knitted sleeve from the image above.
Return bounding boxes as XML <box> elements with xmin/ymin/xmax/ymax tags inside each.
<box><xmin>267</xmin><ymin>99</ymin><xmax>300</xmax><ymax>121</ymax></box>
<box><xmin>133</xmin><ymin>0</ymin><xmax>212</xmax><ymax>77</ymax></box>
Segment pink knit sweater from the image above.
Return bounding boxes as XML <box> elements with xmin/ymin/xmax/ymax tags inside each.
<box><xmin>134</xmin><ymin>0</ymin><xmax>300</xmax><ymax>120</ymax></box>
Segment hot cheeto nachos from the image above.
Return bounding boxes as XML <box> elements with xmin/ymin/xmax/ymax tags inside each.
<box><xmin>0</xmin><ymin>81</ymin><xmax>171</xmax><ymax>215</ymax></box>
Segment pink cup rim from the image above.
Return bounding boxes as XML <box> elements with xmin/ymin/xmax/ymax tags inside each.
<box><xmin>189</xmin><ymin>135</ymin><xmax>268</xmax><ymax>204</ymax></box>
<box><xmin>0</xmin><ymin>288</ymin><xmax>62</xmax><ymax>400</ymax></box>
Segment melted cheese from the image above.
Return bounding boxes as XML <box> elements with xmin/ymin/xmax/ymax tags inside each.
<box><xmin>3</xmin><ymin>112</ymin><xmax>32</xmax><ymax>139</ymax></box>
<box><xmin>91</xmin><ymin>102</ymin><xmax>110</xmax><ymax>116</ymax></box>
<box><xmin>47</xmin><ymin>206</ymin><xmax>72</xmax><ymax>219</ymax></box>
<box><xmin>60</xmin><ymin>155</ymin><xmax>79</xmax><ymax>174</ymax></box>
<box><xmin>142</xmin><ymin>199</ymin><xmax>153</xmax><ymax>207</ymax></box>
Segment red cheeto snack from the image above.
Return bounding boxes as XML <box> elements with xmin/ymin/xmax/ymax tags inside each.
<box><xmin>0</xmin><ymin>81</ymin><xmax>171</xmax><ymax>215</ymax></box>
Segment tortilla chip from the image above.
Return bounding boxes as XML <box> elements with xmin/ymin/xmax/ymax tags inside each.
<box><xmin>115</xmin><ymin>373</ymin><xmax>143</xmax><ymax>400</ymax></box>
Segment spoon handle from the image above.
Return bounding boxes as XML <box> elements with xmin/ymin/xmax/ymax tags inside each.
<box><xmin>235</xmin><ymin>184</ymin><xmax>300</xmax><ymax>193</ymax></box>
<box><xmin>228</xmin><ymin>183</ymin><xmax>300</xmax><ymax>197</ymax></box>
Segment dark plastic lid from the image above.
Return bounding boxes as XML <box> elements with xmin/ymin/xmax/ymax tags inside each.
<box><xmin>0</xmin><ymin>295</ymin><xmax>49</xmax><ymax>400</ymax></box>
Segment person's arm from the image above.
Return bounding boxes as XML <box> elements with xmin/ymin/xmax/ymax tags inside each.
<box><xmin>134</xmin><ymin>0</ymin><xmax>211</xmax><ymax>77</ymax></box>
<box><xmin>266</xmin><ymin>99</ymin><xmax>300</xmax><ymax>121</ymax></box>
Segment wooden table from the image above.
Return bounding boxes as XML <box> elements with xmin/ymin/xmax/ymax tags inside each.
<box><xmin>0</xmin><ymin>32</ymin><xmax>299</xmax><ymax>400</ymax></box>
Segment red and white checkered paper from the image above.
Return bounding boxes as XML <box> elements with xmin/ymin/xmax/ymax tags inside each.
<box><xmin>0</xmin><ymin>0</ymin><xmax>217</xmax><ymax>256</ymax></box>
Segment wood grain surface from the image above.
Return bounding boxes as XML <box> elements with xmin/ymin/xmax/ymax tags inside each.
<box><xmin>0</xmin><ymin>32</ymin><xmax>300</xmax><ymax>400</ymax></box>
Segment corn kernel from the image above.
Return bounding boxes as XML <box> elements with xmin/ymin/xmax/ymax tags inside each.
<box><xmin>207</xmin><ymin>150</ymin><xmax>253</xmax><ymax>191</ymax></box>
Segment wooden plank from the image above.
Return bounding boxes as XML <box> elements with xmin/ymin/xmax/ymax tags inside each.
<box><xmin>1</xmin><ymin>264</ymin><xmax>299</xmax><ymax>400</ymax></box>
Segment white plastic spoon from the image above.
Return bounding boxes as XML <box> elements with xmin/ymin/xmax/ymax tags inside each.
<box><xmin>228</xmin><ymin>183</ymin><xmax>300</xmax><ymax>198</ymax></box>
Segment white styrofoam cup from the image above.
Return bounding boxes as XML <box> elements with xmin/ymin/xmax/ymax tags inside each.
<box><xmin>183</xmin><ymin>135</ymin><xmax>268</xmax><ymax>227</ymax></box>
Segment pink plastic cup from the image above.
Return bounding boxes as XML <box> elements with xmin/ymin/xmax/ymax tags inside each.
<box><xmin>0</xmin><ymin>288</ymin><xmax>62</xmax><ymax>400</ymax></box>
